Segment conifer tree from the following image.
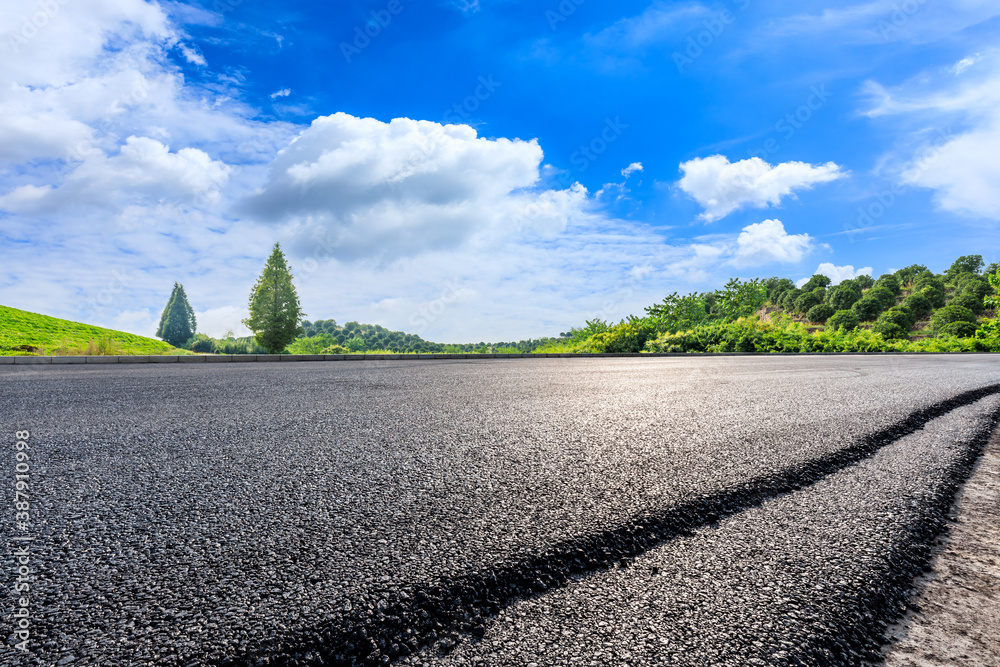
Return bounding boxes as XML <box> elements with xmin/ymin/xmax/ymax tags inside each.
<box><xmin>156</xmin><ymin>283</ymin><xmax>197</xmax><ymax>347</ymax></box>
<box><xmin>243</xmin><ymin>243</ymin><xmax>304</xmax><ymax>353</ymax></box>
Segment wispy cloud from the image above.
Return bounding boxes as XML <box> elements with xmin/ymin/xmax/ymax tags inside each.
<box><xmin>862</xmin><ymin>50</ymin><xmax>1000</xmax><ymax>220</ymax></box>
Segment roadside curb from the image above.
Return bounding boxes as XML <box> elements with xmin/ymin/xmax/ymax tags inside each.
<box><xmin>0</xmin><ymin>351</ymin><xmax>990</xmax><ymax>364</ymax></box>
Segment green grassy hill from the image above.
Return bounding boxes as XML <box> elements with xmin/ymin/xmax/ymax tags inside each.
<box><xmin>0</xmin><ymin>305</ymin><xmax>181</xmax><ymax>356</ymax></box>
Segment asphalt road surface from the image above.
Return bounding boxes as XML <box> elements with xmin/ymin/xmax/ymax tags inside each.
<box><xmin>2</xmin><ymin>356</ymin><xmax>1000</xmax><ymax>666</ymax></box>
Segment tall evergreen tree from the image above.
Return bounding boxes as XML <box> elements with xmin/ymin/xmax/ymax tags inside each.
<box><xmin>156</xmin><ymin>283</ymin><xmax>197</xmax><ymax>347</ymax></box>
<box><xmin>243</xmin><ymin>243</ymin><xmax>304</xmax><ymax>353</ymax></box>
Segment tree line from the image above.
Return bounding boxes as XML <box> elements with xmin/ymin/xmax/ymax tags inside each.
<box><xmin>157</xmin><ymin>250</ymin><xmax>1000</xmax><ymax>355</ymax></box>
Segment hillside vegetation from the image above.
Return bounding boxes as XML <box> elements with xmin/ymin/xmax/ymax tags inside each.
<box><xmin>536</xmin><ymin>255</ymin><xmax>1000</xmax><ymax>354</ymax></box>
<box><xmin>0</xmin><ymin>305</ymin><xmax>181</xmax><ymax>356</ymax></box>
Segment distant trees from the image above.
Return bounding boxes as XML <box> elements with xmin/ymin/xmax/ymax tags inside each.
<box><xmin>156</xmin><ymin>283</ymin><xmax>197</xmax><ymax>347</ymax></box>
<box><xmin>243</xmin><ymin>243</ymin><xmax>304</xmax><ymax>354</ymax></box>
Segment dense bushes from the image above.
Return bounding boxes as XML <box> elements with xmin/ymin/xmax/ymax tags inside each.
<box><xmin>902</xmin><ymin>293</ymin><xmax>932</xmax><ymax>321</ymax></box>
<box><xmin>800</xmin><ymin>274</ymin><xmax>832</xmax><ymax>292</ymax></box>
<box><xmin>552</xmin><ymin>255</ymin><xmax>999</xmax><ymax>356</ymax></box>
<box><xmin>872</xmin><ymin>304</ymin><xmax>915</xmax><ymax>341</ymax></box>
<box><xmin>938</xmin><ymin>321</ymin><xmax>977</xmax><ymax>338</ymax></box>
<box><xmin>868</xmin><ymin>286</ymin><xmax>897</xmax><ymax>311</ymax></box>
<box><xmin>806</xmin><ymin>304</ymin><xmax>835</xmax><ymax>323</ymax></box>
<box><xmin>827</xmin><ymin>310</ymin><xmax>859</xmax><ymax>331</ymax></box>
<box><xmin>794</xmin><ymin>289</ymin><xmax>825</xmax><ymax>315</ymax></box>
<box><xmin>855</xmin><ymin>274</ymin><xmax>876</xmax><ymax>290</ymax></box>
<box><xmin>872</xmin><ymin>321</ymin><xmax>907</xmax><ymax>340</ymax></box>
<box><xmin>780</xmin><ymin>289</ymin><xmax>800</xmax><ymax>311</ymax></box>
<box><xmin>827</xmin><ymin>282</ymin><xmax>862</xmax><ymax>311</ymax></box>
<box><xmin>643</xmin><ymin>317</ymin><xmax>992</xmax><ymax>354</ymax></box>
<box><xmin>851</xmin><ymin>295</ymin><xmax>884</xmax><ymax>322</ymax></box>
<box><xmin>188</xmin><ymin>333</ymin><xmax>216</xmax><ymax>353</ymax></box>
<box><xmin>591</xmin><ymin>318</ymin><xmax>655</xmax><ymax>353</ymax></box>
<box><xmin>185</xmin><ymin>332</ymin><xmax>268</xmax><ymax>354</ymax></box>
<box><xmin>931</xmin><ymin>305</ymin><xmax>976</xmax><ymax>334</ymax></box>
<box><xmin>875</xmin><ymin>274</ymin><xmax>901</xmax><ymax>296</ymax></box>
<box><xmin>950</xmin><ymin>292</ymin><xmax>984</xmax><ymax>315</ymax></box>
<box><xmin>878</xmin><ymin>306</ymin><xmax>915</xmax><ymax>331</ymax></box>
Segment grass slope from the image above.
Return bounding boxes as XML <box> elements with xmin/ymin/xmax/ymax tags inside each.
<box><xmin>0</xmin><ymin>305</ymin><xmax>181</xmax><ymax>356</ymax></box>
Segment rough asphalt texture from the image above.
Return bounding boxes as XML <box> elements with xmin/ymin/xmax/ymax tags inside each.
<box><xmin>881</xmin><ymin>429</ymin><xmax>1000</xmax><ymax>667</ymax></box>
<box><xmin>2</xmin><ymin>356</ymin><xmax>1000</xmax><ymax>666</ymax></box>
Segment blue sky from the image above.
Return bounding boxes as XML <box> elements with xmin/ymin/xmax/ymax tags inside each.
<box><xmin>1</xmin><ymin>0</ymin><xmax>999</xmax><ymax>341</ymax></box>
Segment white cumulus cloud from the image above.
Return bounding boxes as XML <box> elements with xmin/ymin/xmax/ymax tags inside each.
<box><xmin>241</xmin><ymin>112</ymin><xmax>592</xmax><ymax>261</ymax></box>
<box><xmin>0</xmin><ymin>136</ymin><xmax>232</xmax><ymax>213</ymax></box>
<box><xmin>678</xmin><ymin>155</ymin><xmax>847</xmax><ymax>222</ymax></box>
<box><xmin>731</xmin><ymin>219</ymin><xmax>814</xmax><ymax>267</ymax></box>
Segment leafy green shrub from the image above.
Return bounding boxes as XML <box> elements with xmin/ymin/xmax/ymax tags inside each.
<box><xmin>216</xmin><ymin>337</ymin><xmax>267</xmax><ymax>355</ymax></box>
<box><xmin>851</xmin><ymin>295</ymin><xmax>884</xmax><ymax>322</ymax></box>
<box><xmin>950</xmin><ymin>292</ymin><xmax>984</xmax><ymax>315</ymax></box>
<box><xmin>644</xmin><ymin>318</ymin><xmax>804</xmax><ymax>353</ymax></box>
<box><xmin>794</xmin><ymin>290</ymin><xmax>824</xmax><ymax>315</ymax></box>
<box><xmin>320</xmin><ymin>344</ymin><xmax>349</xmax><ymax>354</ymax></box>
<box><xmin>930</xmin><ymin>305</ymin><xmax>976</xmax><ymax>333</ymax></box>
<box><xmin>874</xmin><ymin>274</ymin><xmax>901</xmax><ymax>296</ymax></box>
<box><xmin>593</xmin><ymin>318</ymin><xmax>656</xmax><ymax>353</ymax></box>
<box><xmin>868</xmin><ymin>286</ymin><xmax>897</xmax><ymax>311</ymax></box>
<box><xmin>188</xmin><ymin>334</ymin><xmax>217</xmax><ymax>354</ymax></box>
<box><xmin>345</xmin><ymin>336</ymin><xmax>366</xmax><ymax>352</ymax></box>
<box><xmin>714</xmin><ymin>278</ymin><xmax>768</xmax><ymax>320</ymax></box>
<box><xmin>644</xmin><ymin>295</ymin><xmax>708</xmax><ymax>334</ymax></box>
<box><xmin>883</xmin><ymin>306</ymin><xmax>915</xmax><ymax>329</ymax></box>
<box><xmin>827</xmin><ymin>283</ymin><xmax>862</xmax><ymax>311</ymax></box>
<box><xmin>806</xmin><ymin>304</ymin><xmax>835</xmax><ymax>323</ymax></box>
<box><xmin>958</xmin><ymin>276</ymin><xmax>989</xmax><ymax>300</ymax></box>
<box><xmin>827</xmin><ymin>310</ymin><xmax>859</xmax><ymax>331</ymax></box>
<box><xmin>765</xmin><ymin>278</ymin><xmax>796</xmax><ymax>304</ymax></box>
<box><xmin>872</xmin><ymin>321</ymin><xmax>908</xmax><ymax>340</ymax></box>
<box><xmin>918</xmin><ymin>285</ymin><xmax>946</xmax><ymax>309</ymax></box>
<box><xmin>287</xmin><ymin>333</ymin><xmax>335</xmax><ymax>354</ymax></box>
<box><xmin>780</xmin><ymin>289</ymin><xmax>801</xmax><ymax>312</ymax></box>
<box><xmin>938</xmin><ymin>321</ymin><xmax>977</xmax><ymax>338</ymax></box>
<box><xmin>902</xmin><ymin>293</ymin><xmax>932</xmax><ymax>321</ymax></box>
<box><xmin>913</xmin><ymin>271</ymin><xmax>942</xmax><ymax>287</ymax></box>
